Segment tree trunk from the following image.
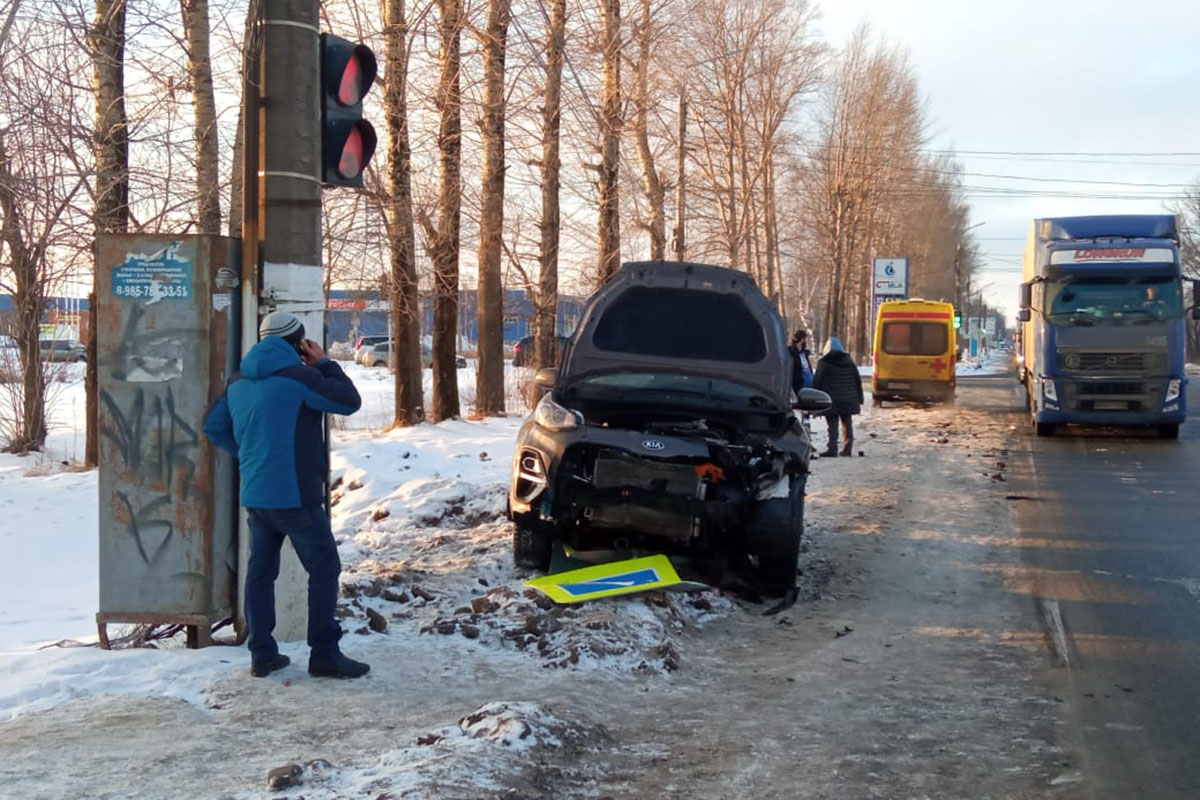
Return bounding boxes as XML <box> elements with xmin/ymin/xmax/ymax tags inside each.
<box><xmin>87</xmin><ymin>0</ymin><xmax>130</xmax><ymax>467</ymax></box>
<box><xmin>429</xmin><ymin>0</ymin><xmax>462</xmax><ymax>421</ymax></box>
<box><xmin>0</xmin><ymin>132</ymin><xmax>46</xmax><ymax>453</ymax></box>
<box><xmin>631</xmin><ymin>0</ymin><xmax>664</xmax><ymax>260</ymax></box>
<box><xmin>534</xmin><ymin>0</ymin><xmax>565</xmax><ymax>371</ymax></box>
<box><xmin>474</xmin><ymin>0</ymin><xmax>509</xmax><ymax>416</ymax></box>
<box><xmin>671</xmin><ymin>88</ymin><xmax>686</xmax><ymax>261</ymax></box>
<box><xmin>384</xmin><ymin>0</ymin><xmax>424</xmax><ymax>426</ymax></box>
<box><xmin>183</xmin><ymin>0</ymin><xmax>221</xmax><ymax>234</ymax></box>
<box><xmin>596</xmin><ymin>0</ymin><xmax>621</xmax><ymax>284</ymax></box>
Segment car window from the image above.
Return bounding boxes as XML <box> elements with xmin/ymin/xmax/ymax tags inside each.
<box><xmin>592</xmin><ymin>286</ymin><xmax>766</xmax><ymax>363</ymax></box>
<box><xmin>882</xmin><ymin>322</ymin><xmax>947</xmax><ymax>356</ymax></box>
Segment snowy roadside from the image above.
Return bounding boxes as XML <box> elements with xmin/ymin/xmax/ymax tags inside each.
<box><xmin>0</xmin><ymin>357</ymin><xmax>1046</xmax><ymax>798</ymax></box>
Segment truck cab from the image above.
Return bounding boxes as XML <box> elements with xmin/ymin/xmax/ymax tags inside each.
<box><xmin>1017</xmin><ymin>215</ymin><xmax>1198</xmax><ymax>438</ymax></box>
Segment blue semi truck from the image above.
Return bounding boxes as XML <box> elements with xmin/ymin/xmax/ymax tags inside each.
<box><xmin>1016</xmin><ymin>214</ymin><xmax>1198</xmax><ymax>438</ymax></box>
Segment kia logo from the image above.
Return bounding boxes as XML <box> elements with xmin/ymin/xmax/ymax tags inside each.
<box><xmin>641</xmin><ymin>439</ymin><xmax>665</xmax><ymax>451</ymax></box>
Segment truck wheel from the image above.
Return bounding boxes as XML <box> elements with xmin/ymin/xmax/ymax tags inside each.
<box><xmin>1158</xmin><ymin>424</ymin><xmax>1180</xmax><ymax>440</ymax></box>
<box><xmin>513</xmin><ymin>525</ymin><xmax>553</xmax><ymax>571</ymax></box>
<box><xmin>1035</xmin><ymin>422</ymin><xmax>1056</xmax><ymax>437</ymax></box>
<box><xmin>872</xmin><ymin>394</ymin><xmax>882</xmax><ymax>407</ymax></box>
<box><xmin>745</xmin><ymin>477</ymin><xmax>805</xmax><ymax>597</ymax></box>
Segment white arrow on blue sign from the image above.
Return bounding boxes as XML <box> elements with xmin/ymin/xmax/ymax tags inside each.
<box><xmin>559</xmin><ymin>568</ymin><xmax>661</xmax><ymax>596</ymax></box>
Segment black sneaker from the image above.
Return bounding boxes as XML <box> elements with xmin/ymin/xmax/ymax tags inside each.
<box><xmin>250</xmin><ymin>653</ymin><xmax>291</xmax><ymax>678</ymax></box>
<box><xmin>308</xmin><ymin>653</ymin><xmax>371</xmax><ymax>679</ymax></box>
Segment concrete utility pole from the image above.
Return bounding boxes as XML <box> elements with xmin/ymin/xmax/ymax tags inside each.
<box><xmin>241</xmin><ymin>0</ymin><xmax>324</xmax><ymax>641</ymax></box>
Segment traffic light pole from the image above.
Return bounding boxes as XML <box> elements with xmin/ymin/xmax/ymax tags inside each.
<box><xmin>243</xmin><ymin>0</ymin><xmax>324</xmax><ymax>643</ymax></box>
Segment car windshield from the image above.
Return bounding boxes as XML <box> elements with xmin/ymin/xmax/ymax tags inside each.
<box><xmin>565</xmin><ymin>371</ymin><xmax>775</xmax><ymax>409</ymax></box>
<box><xmin>1044</xmin><ymin>275</ymin><xmax>1182</xmax><ymax>321</ymax></box>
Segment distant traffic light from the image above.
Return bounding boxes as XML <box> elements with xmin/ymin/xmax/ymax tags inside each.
<box><xmin>954</xmin><ymin>310</ymin><xmax>963</xmax><ymax>330</ymax></box>
<box><xmin>319</xmin><ymin>34</ymin><xmax>377</xmax><ymax>187</ymax></box>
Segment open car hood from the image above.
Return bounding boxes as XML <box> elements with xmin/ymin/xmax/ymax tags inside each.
<box><xmin>559</xmin><ymin>262</ymin><xmax>791</xmax><ymax>409</ymax></box>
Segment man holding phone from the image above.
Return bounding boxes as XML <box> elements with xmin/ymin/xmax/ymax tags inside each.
<box><xmin>204</xmin><ymin>311</ymin><xmax>368</xmax><ymax>679</ymax></box>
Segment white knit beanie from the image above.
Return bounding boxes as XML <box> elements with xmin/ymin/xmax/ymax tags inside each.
<box><xmin>259</xmin><ymin>311</ymin><xmax>304</xmax><ymax>343</ymax></box>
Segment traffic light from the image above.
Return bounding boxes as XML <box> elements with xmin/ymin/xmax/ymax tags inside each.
<box><xmin>954</xmin><ymin>310</ymin><xmax>963</xmax><ymax>330</ymax></box>
<box><xmin>320</xmin><ymin>34</ymin><xmax>378</xmax><ymax>187</ymax></box>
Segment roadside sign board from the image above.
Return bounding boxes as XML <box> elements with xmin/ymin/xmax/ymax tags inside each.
<box><xmin>872</xmin><ymin>258</ymin><xmax>909</xmax><ymax>297</ymax></box>
<box><xmin>526</xmin><ymin>554</ymin><xmax>685</xmax><ymax>604</ymax></box>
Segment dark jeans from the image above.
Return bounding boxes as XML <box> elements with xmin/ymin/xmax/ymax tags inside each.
<box><xmin>825</xmin><ymin>413</ymin><xmax>854</xmax><ymax>449</ymax></box>
<box><xmin>245</xmin><ymin>505</ymin><xmax>342</xmax><ymax>662</ymax></box>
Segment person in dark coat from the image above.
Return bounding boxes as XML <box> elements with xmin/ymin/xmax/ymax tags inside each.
<box><xmin>787</xmin><ymin>328</ymin><xmax>815</xmax><ymax>395</ymax></box>
<box><xmin>204</xmin><ymin>311</ymin><xmax>369</xmax><ymax>679</ymax></box>
<box><xmin>812</xmin><ymin>336</ymin><xmax>863</xmax><ymax>457</ymax></box>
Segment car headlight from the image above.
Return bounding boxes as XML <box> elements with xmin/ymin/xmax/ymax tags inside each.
<box><xmin>1164</xmin><ymin>379</ymin><xmax>1182</xmax><ymax>404</ymax></box>
<box><xmin>1041</xmin><ymin>378</ymin><xmax>1058</xmax><ymax>403</ymax></box>
<box><xmin>534</xmin><ymin>393</ymin><xmax>582</xmax><ymax>431</ymax></box>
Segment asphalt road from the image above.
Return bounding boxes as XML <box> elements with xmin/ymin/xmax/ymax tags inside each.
<box><xmin>959</xmin><ymin>371</ymin><xmax>1200</xmax><ymax>800</ymax></box>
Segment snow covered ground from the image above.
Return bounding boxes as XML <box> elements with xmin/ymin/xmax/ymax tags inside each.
<box><xmin>0</xmin><ymin>352</ymin><xmax>1021</xmax><ymax>797</ymax></box>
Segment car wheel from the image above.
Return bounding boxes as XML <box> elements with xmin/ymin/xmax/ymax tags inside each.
<box><xmin>513</xmin><ymin>525</ymin><xmax>553</xmax><ymax>571</ymax></box>
<box><xmin>744</xmin><ymin>476</ymin><xmax>805</xmax><ymax>596</ymax></box>
<box><xmin>1035</xmin><ymin>422</ymin><xmax>1056</xmax><ymax>437</ymax></box>
<box><xmin>1159</xmin><ymin>424</ymin><xmax>1180</xmax><ymax>440</ymax></box>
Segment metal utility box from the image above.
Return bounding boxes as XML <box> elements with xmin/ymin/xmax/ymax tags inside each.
<box><xmin>95</xmin><ymin>234</ymin><xmax>235</xmax><ymax>647</ymax></box>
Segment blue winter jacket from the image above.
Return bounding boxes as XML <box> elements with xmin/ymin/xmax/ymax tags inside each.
<box><xmin>203</xmin><ymin>337</ymin><xmax>361</xmax><ymax>509</ymax></box>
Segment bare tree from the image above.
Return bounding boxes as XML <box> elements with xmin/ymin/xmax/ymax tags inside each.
<box><xmin>473</xmin><ymin>0</ymin><xmax>509</xmax><ymax>416</ymax></box>
<box><xmin>86</xmin><ymin>0</ymin><xmax>129</xmax><ymax>466</ymax></box>
<box><xmin>419</xmin><ymin>0</ymin><xmax>463</xmax><ymax>422</ymax></box>
<box><xmin>595</xmin><ymin>0</ymin><xmax>621</xmax><ymax>283</ymax></box>
<box><xmin>383</xmin><ymin>0</ymin><xmax>424</xmax><ymax>425</ymax></box>
<box><xmin>534</xmin><ymin>0</ymin><xmax>565</xmax><ymax>370</ymax></box>
<box><xmin>628</xmin><ymin>0</ymin><xmax>663</xmax><ymax>260</ymax></box>
<box><xmin>0</xmin><ymin>1</ymin><xmax>91</xmax><ymax>453</ymax></box>
<box><xmin>182</xmin><ymin>0</ymin><xmax>220</xmax><ymax>234</ymax></box>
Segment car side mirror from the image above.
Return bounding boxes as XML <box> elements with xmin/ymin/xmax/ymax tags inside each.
<box><xmin>793</xmin><ymin>388</ymin><xmax>832</xmax><ymax>414</ymax></box>
<box><xmin>1017</xmin><ymin>308</ymin><xmax>1031</xmax><ymax>323</ymax></box>
<box><xmin>534</xmin><ymin>368</ymin><xmax>557</xmax><ymax>389</ymax></box>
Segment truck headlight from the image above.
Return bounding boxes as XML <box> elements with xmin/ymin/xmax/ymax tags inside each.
<box><xmin>1040</xmin><ymin>378</ymin><xmax>1058</xmax><ymax>403</ymax></box>
<box><xmin>1164</xmin><ymin>379</ymin><xmax>1182</xmax><ymax>404</ymax></box>
<box><xmin>534</xmin><ymin>393</ymin><xmax>582</xmax><ymax>432</ymax></box>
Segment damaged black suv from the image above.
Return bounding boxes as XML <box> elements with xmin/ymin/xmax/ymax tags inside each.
<box><xmin>506</xmin><ymin>261</ymin><xmax>831</xmax><ymax>595</ymax></box>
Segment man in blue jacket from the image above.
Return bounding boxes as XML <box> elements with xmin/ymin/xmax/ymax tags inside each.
<box><xmin>204</xmin><ymin>311</ymin><xmax>368</xmax><ymax>679</ymax></box>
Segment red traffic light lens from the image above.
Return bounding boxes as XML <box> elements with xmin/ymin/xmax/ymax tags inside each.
<box><xmin>338</xmin><ymin>127</ymin><xmax>365</xmax><ymax>178</ymax></box>
<box><xmin>338</xmin><ymin>57</ymin><xmax>363</xmax><ymax>106</ymax></box>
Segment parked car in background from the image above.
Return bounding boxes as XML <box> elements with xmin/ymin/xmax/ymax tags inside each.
<box><xmin>511</xmin><ymin>335</ymin><xmax>570</xmax><ymax>367</ymax></box>
<box><xmin>39</xmin><ymin>339</ymin><xmax>86</xmax><ymax>362</ymax></box>
<box><xmin>353</xmin><ymin>334</ymin><xmax>390</xmax><ymax>363</ymax></box>
<box><xmin>362</xmin><ymin>340</ymin><xmax>466</xmax><ymax>368</ymax></box>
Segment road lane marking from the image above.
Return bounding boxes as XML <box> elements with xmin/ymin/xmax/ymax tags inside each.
<box><xmin>1038</xmin><ymin>598</ymin><xmax>1072</xmax><ymax>667</ymax></box>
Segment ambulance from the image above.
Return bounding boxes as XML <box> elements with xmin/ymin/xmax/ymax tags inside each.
<box><xmin>871</xmin><ymin>299</ymin><xmax>957</xmax><ymax>404</ymax></box>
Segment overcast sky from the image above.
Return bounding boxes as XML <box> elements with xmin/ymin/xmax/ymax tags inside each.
<box><xmin>816</xmin><ymin>0</ymin><xmax>1200</xmax><ymax>321</ymax></box>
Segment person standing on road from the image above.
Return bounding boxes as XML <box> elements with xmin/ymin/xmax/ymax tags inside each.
<box><xmin>787</xmin><ymin>328</ymin><xmax>815</xmax><ymax>394</ymax></box>
<box><xmin>203</xmin><ymin>311</ymin><xmax>370</xmax><ymax>680</ymax></box>
<box><xmin>812</xmin><ymin>336</ymin><xmax>864</xmax><ymax>458</ymax></box>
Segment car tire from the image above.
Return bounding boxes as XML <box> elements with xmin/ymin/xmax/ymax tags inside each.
<box><xmin>744</xmin><ymin>476</ymin><xmax>805</xmax><ymax>596</ymax></box>
<box><xmin>1159</xmin><ymin>424</ymin><xmax>1180</xmax><ymax>440</ymax></box>
<box><xmin>513</xmin><ymin>525</ymin><xmax>553</xmax><ymax>571</ymax></box>
<box><xmin>1035</xmin><ymin>421</ymin><xmax>1056</xmax><ymax>437</ymax></box>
